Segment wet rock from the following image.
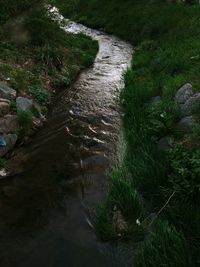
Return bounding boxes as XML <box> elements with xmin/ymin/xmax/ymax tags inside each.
<box><xmin>0</xmin><ymin>169</ymin><xmax>8</xmax><ymax>178</ymax></box>
<box><xmin>0</xmin><ymin>136</ymin><xmax>6</xmax><ymax>146</ymax></box>
<box><xmin>0</xmin><ymin>82</ymin><xmax>16</xmax><ymax>100</ymax></box>
<box><xmin>176</xmin><ymin>116</ymin><xmax>197</xmax><ymax>133</ymax></box>
<box><xmin>0</xmin><ymin>134</ymin><xmax>18</xmax><ymax>157</ymax></box>
<box><xmin>32</xmin><ymin>118</ymin><xmax>43</xmax><ymax>129</ymax></box>
<box><xmin>16</xmin><ymin>97</ymin><xmax>33</xmax><ymax>112</ymax></box>
<box><xmin>157</xmin><ymin>136</ymin><xmax>173</xmax><ymax>150</ymax></box>
<box><xmin>0</xmin><ymin>98</ymin><xmax>11</xmax><ymax>114</ymax></box>
<box><xmin>180</xmin><ymin>93</ymin><xmax>200</xmax><ymax>117</ymax></box>
<box><xmin>0</xmin><ymin>115</ymin><xmax>19</xmax><ymax>133</ymax></box>
<box><xmin>175</xmin><ymin>83</ymin><xmax>193</xmax><ymax>104</ymax></box>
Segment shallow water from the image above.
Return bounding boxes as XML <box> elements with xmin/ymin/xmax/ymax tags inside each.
<box><xmin>0</xmin><ymin>11</ymin><xmax>133</xmax><ymax>267</ymax></box>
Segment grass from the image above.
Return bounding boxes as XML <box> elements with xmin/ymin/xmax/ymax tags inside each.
<box><xmin>0</xmin><ymin>1</ymin><xmax>98</xmax><ymax>111</ymax></box>
<box><xmin>17</xmin><ymin>110</ymin><xmax>34</xmax><ymax>136</ymax></box>
<box><xmin>96</xmin><ymin>169</ymin><xmax>146</xmax><ymax>242</ymax></box>
<box><xmin>0</xmin><ymin>0</ymin><xmax>98</xmax><ymax>144</ymax></box>
<box><xmin>0</xmin><ymin>31</ymin><xmax>98</xmax><ymax>101</ymax></box>
<box><xmin>134</xmin><ymin>220</ymin><xmax>192</xmax><ymax>267</ymax></box>
<box><xmin>54</xmin><ymin>0</ymin><xmax>200</xmax><ymax>266</ymax></box>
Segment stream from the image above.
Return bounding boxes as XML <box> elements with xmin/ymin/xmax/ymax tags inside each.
<box><xmin>0</xmin><ymin>10</ymin><xmax>133</xmax><ymax>267</ymax></box>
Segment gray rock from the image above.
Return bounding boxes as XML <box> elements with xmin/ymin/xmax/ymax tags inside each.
<box><xmin>157</xmin><ymin>136</ymin><xmax>173</xmax><ymax>150</ymax></box>
<box><xmin>150</xmin><ymin>96</ymin><xmax>162</xmax><ymax>104</ymax></box>
<box><xmin>0</xmin><ymin>115</ymin><xmax>19</xmax><ymax>134</ymax></box>
<box><xmin>16</xmin><ymin>97</ymin><xmax>33</xmax><ymax>112</ymax></box>
<box><xmin>176</xmin><ymin>115</ymin><xmax>197</xmax><ymax>133</ymax></box>
<box><xmin>175</xmin><ymin>83</ymin><xmax>193</xmax><ymax>104</ymax></box>
<box><xmin>0</xmin><ymin>98</ymin><xmax>11</xmax><ymax>114</ymax></box>
<box><xmin>0</xmin><ymin>82</ymin><xmax>16</xmax><ymax>100</ymax></box>
<box><xmin>180</xmin><ymin>93</ymin><xmax>200</xmax><ymax>117</ymax></box>
<box><xmin>0</xmin><ymin>134</ymin><xmax>18</xmax><ymax>157</ymax></box>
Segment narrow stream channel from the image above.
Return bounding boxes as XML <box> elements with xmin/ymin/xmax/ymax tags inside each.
<box><xmin>0</xmin><ymin>10</ymin><xmax>133</xmax><ymax>267</ymax></box>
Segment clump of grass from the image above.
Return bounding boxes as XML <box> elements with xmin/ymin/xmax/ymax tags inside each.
<box><xmin>134</xmin><ymin>220</ymin><xmax>192</xmax><ymax>267</ymax></box>
<box><xmin>96</xmin><ymin>205</ymin><xmax>117</xmax><ymax>241</ymax></box>
<box><xmin>0</xmin><ymin>157</ymin><xmax>6</xmax><ymax>169</ymax></box>
<box><xmin>28</xmin><ymin>86</ymin><xmax>49</xmax><ymax>106</ymax></box>
<box><xmin>145</xmin><ymin>98</ymin><xmax>180</xmax><ymax>138</ymax></box>
<box><xmin>17</xmin><ymin>111</ymin><xmax>33</xmax><ymax>136</ymax></box>
<box><xmin>108</xmin><ymin>169</ymin><xmax>145</xmax><ymax>221</ymax></box>
<box><xmin>96</xmin><ymin>169</ymin><xmax>146</xmax><ymax>242</ymax></box>
<box><xmin>168</xmin><ymin>145</ymin><xmax>200</xmax><ymax>202</ymax></box>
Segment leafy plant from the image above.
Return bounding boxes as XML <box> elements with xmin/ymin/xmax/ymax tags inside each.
<box><xmin>146</xmin><ymin>98</ymin><xmax>180</xmax><ymax>137</ymax></box>
<box><xmin>168</xmin><ymin>145</ymin><xmax>200</xmax><ymax>201</ymax></box>
<box><xmin>28</xmin><ymin>86</ymin><xmax>49</xmax><ymax>106</ymax></box>
<box><xmin>17</xmin><ymin>110</ymin><xmax>33</xmax><ymax>133</ymax></box>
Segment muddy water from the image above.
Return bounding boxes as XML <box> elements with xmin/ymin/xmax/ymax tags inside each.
<box><xmin>0</xmin><ymin>13</ymin><xmax>133</xmax><ymax>267</ymax></box>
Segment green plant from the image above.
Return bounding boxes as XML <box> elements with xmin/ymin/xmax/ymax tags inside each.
<box><xmin>134</xmin><ymin>220</ymin><xmax>192</xmax><ymax>267</ymax></box>
<box><xmin>17</xmin><ymin>111</ymin><xmax>33</xmax><ymax>133</ymax></box>
<box><xmin>96</xmin><ymin>169</ymin><xmax>146</xmax><ymax>242</ymax></box>
<box><xmin>168</xmin><ymin>145</ymin><xmax>200</xmax><ymax>201</ymax></box>
<box><xmin>35</xmin><ymin>45</ymin><xmax>64</xmax><ymax>70</ymax></box>
<box><xmin>0</xmin><ymin>157</ymin><xmax>6</xmax><ymax>168</ymax></box>
<box><xmin>28</xmin><ymin>86</ymin><xmax>49</xmax><ymax>106</ymax></box>
<box><xmin>108</xmin><ymin>169</ymin><xmax>145</xmax><ymax>221</ymax></box>
<box><xmin>96</xmin><ymin>205</ymin><xmax>117</xmax><ymax>241</ymax></box>
<box><xmin>146</xmin><ymin>98</ymin><xmax>180</xmax><ymax>137</ymax></box>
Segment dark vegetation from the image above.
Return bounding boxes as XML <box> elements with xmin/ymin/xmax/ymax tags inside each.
<box><xmin>0</xmin><ymin>0</ymin><xmax>98</xmax><ymax>132</ymax></box>
<box><xmin>55</xmin><ymin>0</ymin><xmax>200</xmax><ymax>266</ymax></box>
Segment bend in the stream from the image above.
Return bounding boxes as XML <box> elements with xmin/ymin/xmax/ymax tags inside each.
<box><xmin>0</xmin><ymin>9</ymin><xmax>133</xmax><ymax>267</ymax></box>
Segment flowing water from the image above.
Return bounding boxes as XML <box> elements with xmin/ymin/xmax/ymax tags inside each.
<box><xmin>0</xmin><ymin>10</ymin><xmax>133</xmax><ymax>267</ymax></box>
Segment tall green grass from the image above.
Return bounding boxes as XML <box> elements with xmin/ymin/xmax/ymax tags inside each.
<box><xmin>134</xmin><ymin>221</ymin><xmax>192</xmax><ymax>267</ymax></box>
<box><xmin>96</xmin><ymin>169</ymin><xmax>146</xmax><ymax>242</ymax></box>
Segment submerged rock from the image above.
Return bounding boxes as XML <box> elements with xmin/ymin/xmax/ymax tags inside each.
<box><xmin>0</xmin><ymin>82</ymin><xmax>16</xmax><ymax>100</ymax></box>
<box><xmin>0</xmin><ymin>134</ymin><xmax>18</xmax><ymax>157</ymax></box>
<box><xmin>16</xmin><ymin>97</ymin><xmax>33</xmax><ymax>112</ymax></box>
<box><xmin>0</xmin><ymin>115</ymin><xmax>19</xmax><ymax>134</ymax></box>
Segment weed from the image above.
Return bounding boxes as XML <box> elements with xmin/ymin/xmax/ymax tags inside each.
<box><xmin>28</xmin><ymin>86</ymin><xmax>49</xmax><ymax>106</ymax></box>
<box><xmin>17</xmin><ymin>111</ymin><xmax>33</xmax><ymax>135</ymax></box>
<box><xmin>134</xmin><ymin>220</ymin><xmax>192</xmax><ymax>267</ymax></box>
